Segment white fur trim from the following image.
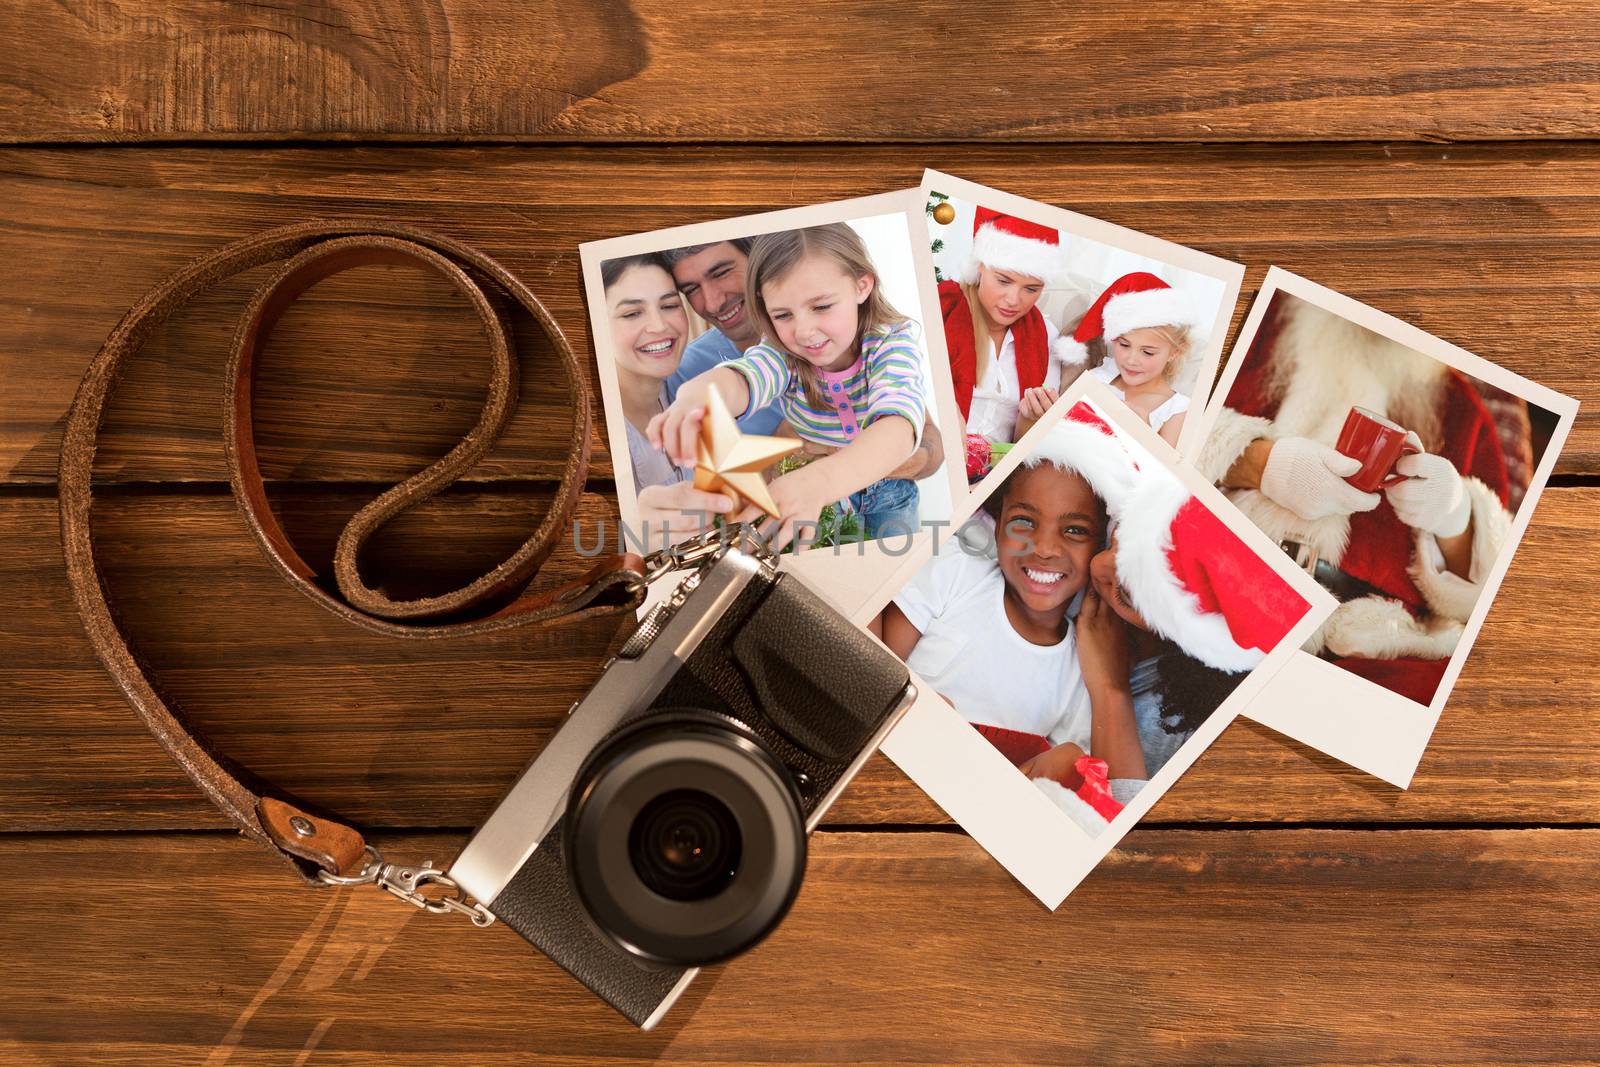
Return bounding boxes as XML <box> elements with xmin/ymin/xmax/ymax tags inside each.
<box><xmin>1021</xmin><ymin>419</ymin><xmax>1139</xmax><ymax>514</ymax></box>
<box><xmin>1256</xmin><ymin>297</ymin><xmax>1448</xmax><ymax>450</ymax></box>
<box><xmin>1114</xmin><ymin>472</ymin><xmax>1266</xmax><ymax>673</ymax></box>
<box><xmin>1408</xmin><ymin>475</ymin><xmax>1512</xmax><ymax>622</ymax></box>
<box><xmin>958</xmin><ymin>224</ymin><xmax>1068</xmax><ymax>287</ymax></box>
<box><xmin>1053</xmin><ymin>333</ymin><xmax>1090</xmax><ymax>367</ymax></box>
<box><xmin>1205</xmin><ymin>407</ymin><xmax>1353</xmax><ymax>567</ymax></box>
<box><xmin>1032</xmin><ymin>777</ymin><xmax>1110</xmax><ymax>835</ymax></box>
<box><xmin>1321</xmin><ymin>596</ymin><xmax>1463</xmax><ymax>660</ymax></box>
<box><xmin>1197</xmin><ymin>407</ymin><xmax>1276</xmax><ymax>485</ymax></box>
<box><xmin>1101</xmin><ymin>287</ymin><xmax>1208</xmax><ymax>344</ymax></box>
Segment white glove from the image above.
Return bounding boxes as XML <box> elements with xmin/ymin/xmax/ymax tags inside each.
<box><xmin>1385</xmin><ymin>433</ymin><xmax>1470</xmax><ymax>537</ymax></box>
<box><xmin>1258</xmin><ymin>436</ymin><xmax>1381</xmax><ymax>521</ymax></box>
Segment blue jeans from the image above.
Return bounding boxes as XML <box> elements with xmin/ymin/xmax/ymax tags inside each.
<box><xmin>849</xmin><ymin>477</ymin><xmax>920</xmax><ymax>541</ymax></box>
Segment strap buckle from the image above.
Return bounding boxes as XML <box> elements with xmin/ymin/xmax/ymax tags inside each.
<box><xmin>637</xmin><ymin>522</ymin><xmax>778</xmax><ymax>588</ymax></box>
<box><xmin>317</xmin><ymin>845</ymin><xmax>495</xmax><ymax>927</ymax></box>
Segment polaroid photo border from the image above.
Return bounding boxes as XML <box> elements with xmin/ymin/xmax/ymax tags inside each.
<box><xmin>915</xmin><ymin>169</ymin><xmax>1246</xmax><ymax>460</ymax></box>
<box><xmin>852</xmin><ymin>373</ymin><xmax>1337</xmax><ymax>909</ymax></box>
<box><xmin>578</xmin><ymin>190</ymin><xmax>966</xmax><ymax>616</ymax></box>
<box><xmin>1189</xmin><ymin>266</ymin><xmax>1580</xmax><ymax>789</ymax></box>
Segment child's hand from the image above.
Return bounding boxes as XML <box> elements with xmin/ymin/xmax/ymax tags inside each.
<box><xmin>735</xmin><ymin>463</ymin><xmax>830</xmax><ymax>551</ymax></box>
<box><xmin>1076</xmin><ymin>586</ymin><xmax>1132</xmax><ymax>697</ymax></box>
<box><xmin>645</xmin><ymin>400</ymin><xmax>707</xmax><ymax>469</ymax></box>
<box><xmin>1019</xmin><ymin>742</ymin><xmax>1088</xmax><ymax>788</ymax></box>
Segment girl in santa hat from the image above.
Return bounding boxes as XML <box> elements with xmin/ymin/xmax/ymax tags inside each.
<box><xmin>1022</xmin><ymin>403</ymin><xmax>1308</xmax><ymax>831</ymax></box>
<box><xmin>938</xmin><ymin>208</ymin><xmax>1085</xmax><ymax>456</ymax></box>
<box><xmin>1062</xmin><ymin>272</ymin><xmax>1208</xmax><ymax>448</ymax></box>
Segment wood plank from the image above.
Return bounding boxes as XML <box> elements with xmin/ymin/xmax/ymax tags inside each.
<box><xmin>2</xmin><ymin>829</ymin><xmax>1596</xmax><ymax>1064</ymax></box>
<box><xmin>3</xmin><ymin>2</ymin><xmax>1599</xmax><ymax>143</ymax></box>
<box><xmin>4</xmin><ymin>485</ymin><xmax>1595</xmax><ymax>831</ymax></box>
<box><xmin>5</xmin><ymin>142</ymin><xmax>1599</xmax><ymax>485</ymax></box>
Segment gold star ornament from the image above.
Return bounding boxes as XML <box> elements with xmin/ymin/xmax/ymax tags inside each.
<box><xmin>693</xmin><ymin>383</ymin><xmax>801</xmax><ymax>519</ymax></box>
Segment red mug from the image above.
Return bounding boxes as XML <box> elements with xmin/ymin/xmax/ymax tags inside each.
<box><xmin>1335</xmin><ymin>406</ymin><xmax>1420</xmax><ymax>492</ymax></box>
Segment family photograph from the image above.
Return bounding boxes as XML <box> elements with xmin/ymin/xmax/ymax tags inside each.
<box><xmin>926</xmin><ymin>189</ymin><xmax>1229</xmax><ymax>481</ymax></box>
<box><xmin>595</xmin><ymin>212</ymin><xmax>951</xmax><ymax>552</ymax></box>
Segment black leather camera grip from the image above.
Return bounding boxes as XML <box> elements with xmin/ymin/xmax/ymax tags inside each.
<box><xmin>732</xmin><ymin>577</ymin><xmax>912</xmax><ymax>763</ymax></box>
<box><xmin>490</xmin><ymin>823</ymin><xmax>687</xmax><ymax>1027</ymax></box>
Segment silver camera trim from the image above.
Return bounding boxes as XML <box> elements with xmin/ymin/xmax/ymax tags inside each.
<box><xmin>447</xmin><ymin>546</ymin><xmax>917</xmax><ymax>1029</ymax></box>
<box><xmin>449</xmin><ymin>549</ymin><xmax>767</xmax><ymax>906</ymax></box>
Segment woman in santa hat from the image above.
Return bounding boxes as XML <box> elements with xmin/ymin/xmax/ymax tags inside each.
<box><xmin>939</xmin><ymin>208</ymin><xmax>1086</xmax><ymax>457</ymax></box>
<box><xmin>1063</xmin><ymin>271</ymin><xmax>1208</xmax><ymax>447</ymax></box>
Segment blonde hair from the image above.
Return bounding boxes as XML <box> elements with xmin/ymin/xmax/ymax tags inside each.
<box><xmin>1114</xmin><ymin>323</ymin><xmax>1192</xmax><ymax>384</ymax></box>
<box><xmin>961</xmin><ymin>282</ymin><xmax>996</xmax><ymax>386</ymax></box>
<box><xmin>746</xmin><ymin>224</ymin><xmax>907</xmax><ymax>409</ymax></box>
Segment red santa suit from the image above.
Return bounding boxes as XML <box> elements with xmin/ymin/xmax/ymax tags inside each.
<box><xmin>1198</xmin><ymin>295</ymin><xmax>1515</xmax><ymax>705</ymax></box>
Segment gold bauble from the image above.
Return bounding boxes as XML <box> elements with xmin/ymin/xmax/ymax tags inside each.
<box><xmin>932</xmin><ymin>201</ymin><xmax>956</xmax><ymax>226</ymax></box>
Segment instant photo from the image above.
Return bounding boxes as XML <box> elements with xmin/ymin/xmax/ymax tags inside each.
<box><xmin>916</xmin><ymin>170</ymin><xmax>1243</xmax><ymax>476</ymax></box>
<box><xmin>579</xmin><ymin>191</ymin><xmax>963</xmax><ymax>610</ymax></box>
<box><xmin>854</xmin><ymin>375</ymin><xmax>1336</xmax><ymax>908</ymax></box>
<box><xmin>1192</xmin><ymin>267</ymin><xmax>1580</xmax><ymax>788</ymax></box>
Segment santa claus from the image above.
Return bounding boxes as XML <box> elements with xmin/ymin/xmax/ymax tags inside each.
<box><xmin>1198</xmin><ymin>293</ymin><xmax>1515</xmax><ymax>705</ymax></box>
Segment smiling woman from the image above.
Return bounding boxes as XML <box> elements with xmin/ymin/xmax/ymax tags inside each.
<box><xmin>603</xmin><ymin>252</ymin><xmax>692</xmax><ymax>490</ymax></box>
<box><xmin>603</xmin><ymin>253</ymin><xmax>740</xmax><ymax>543</ymax></box>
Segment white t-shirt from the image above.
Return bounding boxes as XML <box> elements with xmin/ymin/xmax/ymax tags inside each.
<box><xmin>894</xmin><ymin>549</ymin><xmax>1092</xmax><ymax>748</ymax></box>
<box><xmin>966</xmin><ymin>317</ymin><xmax>1067</xmax><ymax>444</ymax></box>
<box><xmin>1088</xmin><ymin>360</ymin><xmax>1190</xmax><ymax>432</ymax></box>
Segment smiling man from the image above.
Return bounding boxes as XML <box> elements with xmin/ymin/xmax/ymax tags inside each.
<box><xmin>663</xmin><ymin>239</ymin><xmax>785</xmax><ymax>433</ymax></box>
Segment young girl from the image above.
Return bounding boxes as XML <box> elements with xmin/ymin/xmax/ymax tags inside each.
<box><xmin>878</xmin><ymin>417</ymin><xmax>1147</xmax><ymax>794</ymax></box>
<box><xmin>1062</xmin><ymin>271</ymin><xmax>1206</xmax><ymax>448</ymax></box>
<box><xmin>939</xmin><ymin>208</ymin><xmax>1084</xmax><ymax>450</ymax></box>
<box><xmin>648</xmin><ymin>223</ymin><xmax>927</xmax><ymax>544</ymax></box>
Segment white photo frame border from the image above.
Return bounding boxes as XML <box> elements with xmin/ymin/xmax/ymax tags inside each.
<box><xmin>855</xmin><ymin>373</ymin><xmax>1339</xmax><ymax>909</ymax></box>
<box><xmin>1188</xmin><ymin>266</ymin><xmax>1581</xmax><ymax>788</ymax></box>
<box><xmin>578</xmin><ymin>190</ymin><xmax>968</xmax><ymax>615</ymax></box>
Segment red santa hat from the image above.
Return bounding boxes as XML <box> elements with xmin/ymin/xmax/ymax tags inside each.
<box><xmin>1112</xmin><ymin>470</ymin><xmax>1310</xmax><ymax>673</ymax></box>
<box><xmin>1018</xmin><ymin>400</ymin><xmax>1140</xmax><ymax>515</ymax></box>
<box><xmin>958</xmin><ymin>207</ymin><xmax>1069</xmax><ymax>288</ymax></box>
<box><xmin>1059</xmin><ymin>272</ymin><xmax>1209</xmax><ymax>366</ymax></box>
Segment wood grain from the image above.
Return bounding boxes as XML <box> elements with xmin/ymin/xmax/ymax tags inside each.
<box><xmin>3</xmin><ymin>2</ymin><xmax>1599</xmax><ymax>143</ymax></box>
<box><xmin>6</xmin><ymin>484</ymin><xmax>1594</xmax><ymax>832</ymax></box>
<box><xmin>5</xmin><ymin>143</ymin><xmax>1599</xmax><ymax>486</ymax></box>
<box><xmin>2</xmin><ymin>829</ymin><xmax>1596</xmax><ymax>1064</ymax></box>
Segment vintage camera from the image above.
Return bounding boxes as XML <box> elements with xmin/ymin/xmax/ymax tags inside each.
<box><xmin>450</xmin><ymin>535</ymin><xmax>916</xmax><ymax>1027</ymax></box>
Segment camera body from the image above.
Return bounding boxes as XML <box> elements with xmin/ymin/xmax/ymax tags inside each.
<box><xmin>450</xmin><ymin>544</ymin><xmax>916</xmax><ymax>1027</ymax></box>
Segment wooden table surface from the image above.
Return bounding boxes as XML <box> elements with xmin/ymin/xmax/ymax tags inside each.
<box><xmin>3</xmin><ymin>4</ymin><xmax>1598</xmax><ymax>1064</ymax></box>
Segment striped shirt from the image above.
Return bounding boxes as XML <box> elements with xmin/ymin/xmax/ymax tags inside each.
<box><xmin>727</xmin><ymin>320</ymin><xmax>927</xmax><ymax>448</ymax></box>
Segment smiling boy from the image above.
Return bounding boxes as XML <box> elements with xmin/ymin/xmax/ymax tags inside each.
<box><xmin>879</xmin><ymin>456</ymin><xmax>1108</xmax><ymax>783</ymax></box>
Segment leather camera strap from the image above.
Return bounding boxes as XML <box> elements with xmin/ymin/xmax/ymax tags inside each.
<box><xmin>58</xmin><ymin>221</ymin><xmax>648</xmax><ymax>889</ymax></box>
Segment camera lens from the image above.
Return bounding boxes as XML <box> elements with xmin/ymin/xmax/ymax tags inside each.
<box><xmin>629</xmin><ymin>789</ymin><xmax>741</xmax><ymax>901</ymax></box>
<box><xmin>565</xmin><ymin>711</ymin><xmax>806</xmax><ymax>967</ymax></box>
